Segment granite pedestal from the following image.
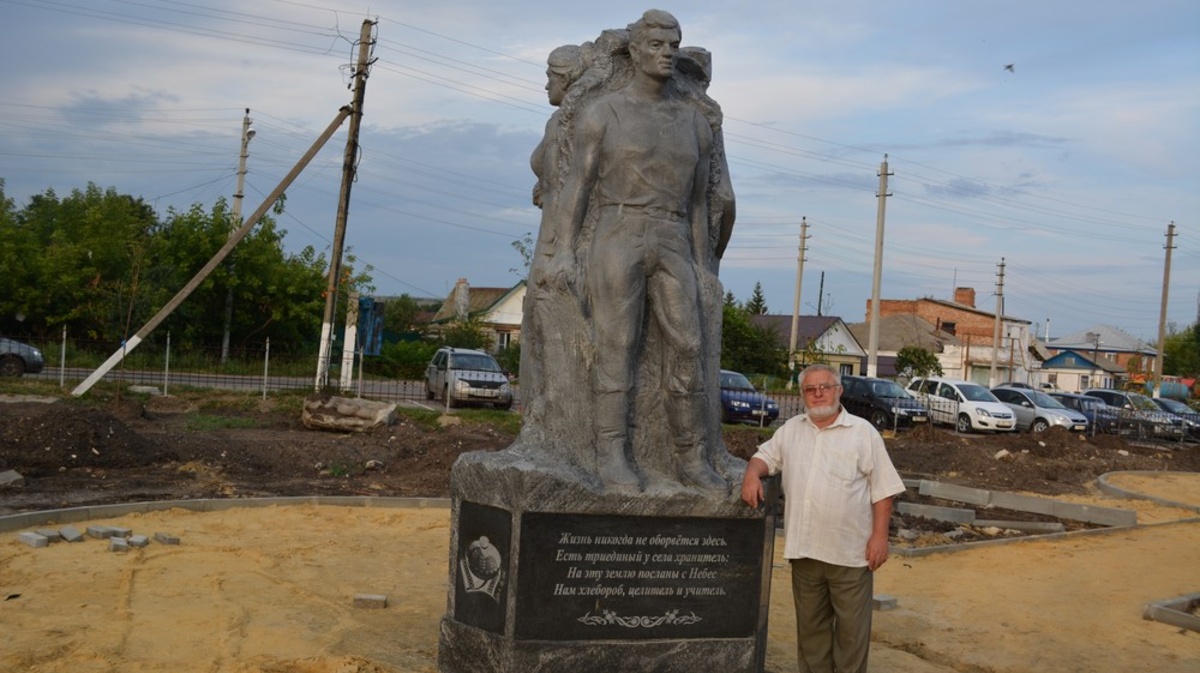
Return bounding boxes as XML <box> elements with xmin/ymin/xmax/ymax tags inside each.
<box><xmin>437</xmin><ymin>450</ymin><xmax>779</xmax><ymax>673</ymax></box>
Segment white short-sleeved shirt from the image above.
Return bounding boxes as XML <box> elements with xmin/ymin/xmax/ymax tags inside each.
<box><xmin>752</xmin><ymin>407</ymin><xmax>906</xmax><ymax>567</ymax></box>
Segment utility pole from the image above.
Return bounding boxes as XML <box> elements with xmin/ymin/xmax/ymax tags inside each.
<box><xmin>72</xmin><ymin>106</ymin><xmax>354</xmax><ymax>397</ymax></box>
<box><xmin>1087</xmin><ymin>331</ymin><xmax>1101</xmax><ymax>388</ymax></box>
<box><xmin>989</xmin><ymin>258</ymin><xmax>1005</xmax><ymax>387</ymax></box>
<box><xmin>221</xmin><ymin>109</ymin><xmax>254</xmax><ymax>364</ymax></box>
<box><xmin>787</xmin><ymin>217</ymin><xmax>809</xmax><ymax>389</ymax></box>
<box><xmin>816</xmin><ymin>271</ymin><xmax>825</xmax><ymax>316</ymax></box>
<box><xmin>866</xmin><ymin>155</ymin><xmax>891</xmax><ymax>378</ymax></box>
<box><xmin>1152</xmin><ymin>222</ymin><xmax>1176</xmax><ymax>398</ymax></box>
<box><xmin>316</xmin><ymin>19</ymin><xmax>377</xmax><ymax>390</ymax></box>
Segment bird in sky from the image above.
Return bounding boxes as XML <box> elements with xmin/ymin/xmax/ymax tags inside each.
<box><xmin>1003</xmin><ymin>63</ymin><xmax>1015</xmax><ymax>72</ymax></box>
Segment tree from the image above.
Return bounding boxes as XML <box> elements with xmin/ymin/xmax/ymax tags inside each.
<box><xmin>721</xmin><ymin>303</ymin><xmax>787</xmax><ymax>376</ymax></box>
<box><xmin>745</xmin><ymin>281</ymin><xmax>768</xmax><ymax>315</ymax></box>
<box><xmin>439</xmin><ymin>317</ymin><xmax>493</xmax><ymax>351</ymax></box>
<box><xmin>1162</xmin><ymin>322</ymin><xmax>1200</xmax><ymax>377</ymax></box>
<box><xmin>0</xmin><ymin>184</ymin><xmax>160</xmax><ymax>341</ymax></box>
<box><xmin>153</xmin><ymin>199</ymin><xmax>331</xmax><ymax>352</ymax></box>
<box><xmin>509</xmin><ymin>232</ymin><xmax>533</xmax><ymax>278</ymax></box>
<box><xmin>895</xmin><ymin>345</ymin><xmax>944</xmax><ymax>381</ymax></box>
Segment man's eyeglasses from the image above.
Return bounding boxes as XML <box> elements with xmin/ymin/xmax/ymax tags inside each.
<box><xmin>802</xmin><ymin>383</ymin><xmax>840</xmax><ymax>396</ymax></box>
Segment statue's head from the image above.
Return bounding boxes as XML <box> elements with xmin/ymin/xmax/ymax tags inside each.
<box><xmin>546</xmin><ymin>44</ymin><xmax>585</xmax><ymax>106</ymax></box>
<box><xmin>627</xmin><ymin>9</ymin><xmax>680</xmax><ymax>81</ymax></box>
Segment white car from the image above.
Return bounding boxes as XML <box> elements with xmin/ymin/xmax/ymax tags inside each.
<box><xmin>424</xmin><ymin>347</ymin><xmax>513</xmax><ymax>410</ymax></box>
<box><xmin>906</xmin><ymin>377</ymin><xmax>1016</xmax><ymax>433</ymax></box>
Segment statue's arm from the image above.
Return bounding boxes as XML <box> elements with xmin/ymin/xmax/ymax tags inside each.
<box><xmin>713</xmin><ymin>129</ymin><xmax>736</xmax><ymax>260</ymax></box>
<box><xmin>550</xmin><ymin>104</ymin><xmax>604</xmax><ymax>262</ymax></box>
<box><xmin>690</xmin><ymin>112</ymin><xmax>714</xmax><ymax>263</ymax></box>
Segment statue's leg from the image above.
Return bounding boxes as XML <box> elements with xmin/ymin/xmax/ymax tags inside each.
<box><xmin>649</xmin><ymin>224</ymin><xmax>726</xmax><ymax>492</ymax></box>
<box><xmin>587</xmin><ymin>220</ymin><xmax>645</xmax><ymax>490</ymax></box>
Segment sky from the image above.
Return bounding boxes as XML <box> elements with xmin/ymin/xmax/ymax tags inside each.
<box><xmin>1</xmin><ymin>0</ymin><xmax>1198</xmax><ymax>346</ymax></box>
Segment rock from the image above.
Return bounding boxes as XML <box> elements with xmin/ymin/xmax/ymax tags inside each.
<box><xmin>0</xmin><ymin>469</ymin><xmax>25</xmax><ymax>487</ymax></box>
<box><xmin>301</xmin><ymin>395</ymin><xmax>396</xmax><ymax>433</ymax></box>
<box><xmin>994</xmin><ymin>449</ymin><xmax>1013</xmax><ymax>461</ymax></box>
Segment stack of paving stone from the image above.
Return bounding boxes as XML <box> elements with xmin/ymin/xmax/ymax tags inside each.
<box><xmin>17</xmin><ymin>525</ymin><xmax>180</xmax><ymax>552</ymax></box>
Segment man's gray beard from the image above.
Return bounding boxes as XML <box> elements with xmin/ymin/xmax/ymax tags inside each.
<box><xmin>807</xmin><ymin>403</ymin><xmax>840</xmax><ymax>421</ymax></box>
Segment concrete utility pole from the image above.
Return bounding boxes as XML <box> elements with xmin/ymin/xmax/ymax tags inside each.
<box><xmin>1152</xmin><ymin>222</ymin><xmax>1176</xmax><ymax>398</ymax></box>
<box><xmin>989</xmin><ymin>258</ymin><xmax>1005</xmax><ymax>387</ymax></box>
<box><xmin>316</xmin><ymin>19</ymin><xmax>377</xmax><ymax>390</ymax></box>
<box><xmin>787</xmin><ymin>217</ymin><xmax>809</xmax><ymax>388</ymax></box>
<box><xmin>866</xmin><ymin>155</ymin><xmax>891</xmax><ymax>378</ymax></box>
<box><xmin>72</xmin><ymin>106</ymin><xmax>354</xmax><ymax>397</ymax></box>
<box><xmin>221</xmin><ymin>109</ymin><xmax>254</xmax><ymax>364</ymax></box>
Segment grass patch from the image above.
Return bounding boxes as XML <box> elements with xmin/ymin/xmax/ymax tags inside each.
<box><xmin>185</xmin><ymin>414</ymin><xmax>263</xmax><ymax>431</ymax></box>
<box><xmin>453</xmin><ymin>408</ymin><xmax>523</xmax><ymax>435</ymax></box>
<box><xmin>395</xmin><ymin>406</ymin><xmax>445</xmax><ymax>431</ymax></box>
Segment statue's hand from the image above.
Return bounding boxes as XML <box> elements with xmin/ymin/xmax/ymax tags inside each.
<box><xmin>543</xmin><ymin>253</ymin><xmax>577</xmax><ymax>291</ymax></box>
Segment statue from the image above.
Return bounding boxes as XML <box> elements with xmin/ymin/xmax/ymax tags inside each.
<box><xmin>516</xmin><ymin>9</ymin><xmax>736</xmax><ymax>494</ymax></box>
<box><xmin>438</xmin><ymin>14</ymin><xmax>766</xmax><ymax>672</ymax></box>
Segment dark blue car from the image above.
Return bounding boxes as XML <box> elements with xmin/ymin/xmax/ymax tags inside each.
<box><xmin>1151</xmin><ymin>397</ymin><xmax>1200</xmax><ymax>440</ymax></box>
<box><xmin>719</xmin><ymin>370</ymin><xmax>779</xmax><ymax>425</ymax></box>
<box><xmin>1049</xmin><ymin>392</ymin><xmax>1130</xmax><ymax>436</ymax></box>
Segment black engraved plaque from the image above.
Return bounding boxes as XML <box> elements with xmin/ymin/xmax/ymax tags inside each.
<box><xmin>514</xmin><ymin>512</ymin><xmax>765</xmax><ymax>640</ymax></box>
<box><xmin>452</xmin><ymin>501</ymin><xmax>512</xmax><ymax>634</ymax></box>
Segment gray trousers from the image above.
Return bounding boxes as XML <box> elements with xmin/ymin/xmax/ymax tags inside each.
<box><xmin>790</xmin><ymin>558</ymin><xmax>874</xmax><ymax>673</ymax></box>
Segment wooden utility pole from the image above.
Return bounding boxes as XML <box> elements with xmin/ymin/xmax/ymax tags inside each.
<box><xmin>989</xmin><ymin>258</ymin><xmax>1005</xmax><ymax>387</ymax></box>
<box><xmin>1152</xmin><ymin>222</ymin><xmax>1176</xmax><ymax>397</ymax></box>
<box><xmin>866</xmin><ymin>155</ymin><xmax>891</xmax><ymax>378</ymax></box>
<box><xmin>787</xmin><ymin>217</ymin><xmax>809</xmax><ymax>388</ymax></box>
<box><xmin>221</xmin><ymin>108</ymin><xmax>254</xmax><ymax>364</ymax></box>
<box><xmin>72</xmin><ymin>107</ymin><xmax>354</xmax><ymax>397</ymax></box>
<box><xmin>316</xmin><ymin>19</ymin><xmax>377</xmax><ymax>390</ymax></box>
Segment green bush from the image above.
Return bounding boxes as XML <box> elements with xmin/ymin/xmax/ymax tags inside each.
<box><xmin>377</xmin><ymin>339</ymin><xmax>439</xmax><ymax>379</ymax></box>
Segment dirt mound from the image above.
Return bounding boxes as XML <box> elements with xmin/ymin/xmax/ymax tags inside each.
<box><xmin>885</xmin><ymin>425</ymin><xmax>1194</xmax><ymax>495</ymax></box>
<box><xmin>0</xmin><ymin>396</ymin><xmax>1196</xmax><ymax>512</ymax></box>
<box><xmin>0</xmin><ymin>401</ymin><xmax>176</xmax><ymax>472</ymax></box>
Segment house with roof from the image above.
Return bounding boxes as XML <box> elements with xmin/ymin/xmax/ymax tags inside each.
<box><xmin>1045</xmin><ymin>324</ymin><xmax>1156</xmax><ymax>387</ymax></box>
<box><xmin>1039</xmin><ymin>349</ymin><xmax>1125</xmax><ymax>392</ymax></box>
<box><xmin>749</xmin><ymin>314</ymin><xmax>866</xmax><ymax>376</ymax></box>
<box><xmin>865</xmin><ymin>287</ymin><xmax>1037</xmax><ymax>386</ymax></box>
<box><xmin>428</xmin><ymin>278</ymin><xmax>525</xmax><ymax>354</ymax></box>
<box><xmin>846</xmin><ymin>314</ymin><xmax>960</xmax><ymax>378</ymax></box>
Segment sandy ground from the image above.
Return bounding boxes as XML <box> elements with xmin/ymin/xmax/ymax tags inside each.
<box><xmin>2</xmin><ymin>475</ymin><xmax>1198</xmax><ymax>673</ymax></box>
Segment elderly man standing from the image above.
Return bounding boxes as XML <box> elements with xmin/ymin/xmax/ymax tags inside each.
<box><xmin>741</xmin><ymin>364</ymin><xmax>906</xmax><ymax>673</ymax></box>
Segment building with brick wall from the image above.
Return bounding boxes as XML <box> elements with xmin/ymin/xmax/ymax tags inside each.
<box><xmin>865</xmin><ymin>287</ymin><xmax>1036</xmax><ymax>386</ymax></box>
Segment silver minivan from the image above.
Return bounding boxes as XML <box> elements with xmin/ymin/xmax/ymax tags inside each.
<box><xmin>906</xmin><ymin>377</ymin><xmax>1016</xmax><ymax>433</ymax></box>
<box><xmin>424</xmin><ymin>347</ymin><xmax>513</xmax><ymax>410</ymax></box>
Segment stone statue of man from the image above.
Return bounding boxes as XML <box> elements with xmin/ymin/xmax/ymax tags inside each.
<box><xmin>541</xmin><ymin>9</ymin><xmax>731</xmax><ymax>492</ymax></box>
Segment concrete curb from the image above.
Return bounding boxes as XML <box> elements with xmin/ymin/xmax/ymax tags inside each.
<box><xmin>893</xmin><ymin>516</ymin><xmax>1200</xmax><ymax>558</ymax></box>
<box><xmin>1096</xmin><ymin>471</ymin><xmax>1200</xmax><ymax>514</ymax></box>
<box><xmin>0</xmin><ymin>496</ymin><xmax>451</xmax><ymax>534</ymax></box>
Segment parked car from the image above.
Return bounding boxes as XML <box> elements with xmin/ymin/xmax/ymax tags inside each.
<box><xmin>906</xmin><ymin>377</ymin><xmax>1016</xmax><ymax>433</ymax></box>
<box><xmin>1082</xmin><ymin>389</ymin><xmax>1185</xmax><ymax>440</ymax></box>
<box><xmin>991</xmin><ymin>386</ymin><xmax>1088</xmax><ymax>433</ymax></box>
<box><xmin>1048</xmin><ymin>392</ymin><xmax>1129</xmax><ymax>436</ymax></box>
<box><xmin>0</xmin><ymin>337</ymin><xmax>45</xmax><ymax>377</ymax></box>
<box><xmin>840</xmin><ymin>375</ymin><xmax>929</xmax><ymax>431</ymax></box>
<box><xmin>1150</xmin><ymin>397</ymin><xmax>1200</xmax><ymax>440</ymax></box>
<box><xmin>719</xmin><ymin>369</ymin><xmax>779</xmax><ymax>425</ymax></box>
<box><xmin>424</xmin><ymin>347</ymin><xmax>513</xmax><ymax>410</ymax></box>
